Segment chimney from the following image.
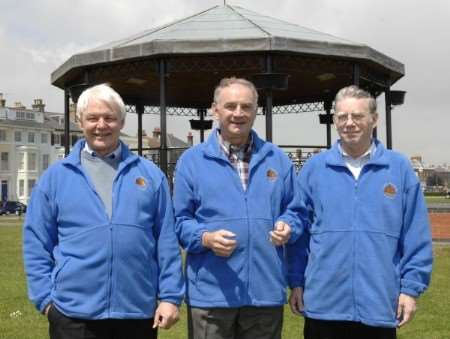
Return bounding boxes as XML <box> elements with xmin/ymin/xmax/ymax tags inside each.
<box><xmin>14</xmin><ymin>101</ymin><xmax>26</xmax><ymax>110</ymax></box>
<box><xmin>152</xmin><ymin>127</ymin><xmax>161</xmax><ymax>139</ymax></box>
<box><xmin>32</xmin><ymin>98</ymin><xmax>45</xmax><ymax>112</ymax></box>
<box><xmin>0</xmin><ymin>93</ymin><xmax>5</xmax><ymax>108</ymax></box>
<box><xmin>187</xmin><ymin>132</ymin><xmax>193</xmax><ymax>146</ymax></box>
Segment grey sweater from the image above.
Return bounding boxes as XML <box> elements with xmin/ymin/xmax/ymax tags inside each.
<box><xmin>80</xmin><ymin>150</ymin><xmax>121</xmax><ymax>219</ymax></box>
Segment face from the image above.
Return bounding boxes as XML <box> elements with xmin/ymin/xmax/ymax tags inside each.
<box><xmin>79</xmin><ymin>98</ymin><xmax>124</xmax><ymax>156</ymax></box>
<box><xmin>334</xmin><ymin>97</ymin><xmax>378</xmax><ymax>156</ymax></box>
<box><xmin>212</xmin><ymin>83</ymin><xmax>257</xmax><ymax>146</ymax></box>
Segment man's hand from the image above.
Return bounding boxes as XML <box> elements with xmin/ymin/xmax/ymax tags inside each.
<box><xmin>270</xmin><ymin>221</ymin><xmax>291</xmax><ymax>246</ymax></box>
<box><xmin>153</xmin><ymin>302</ymin><xmax>179</xmax><ymax>329</ymax></box>
<box><xmin>202</xmin><ymin>230</ymin><xmax>237</xmax><ymax>257</ymax></box>
<box><xmin>44</xmin><ymin>304</ymin><xmax>52</xmax><ymax>316</ymax></box>
<box><xmin>289</xmin><ymin>287</ymin><xmax>304</xmax><ymax>315</ymax></box>
<box><xmin>397</xmin><ymin>293</ymin><xmax>417</xmax><ymax>327</ymax></box>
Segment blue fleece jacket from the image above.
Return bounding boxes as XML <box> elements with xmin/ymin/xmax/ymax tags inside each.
<box><xmin>287</xmin><ymin>140</ymin><xmax>433</xmax><ymax>328</ymax></box>
<box><xmin>173</xmin><ymin>129</ymin><xmax>307</xmax><ymax>307</ymax></box>
<box><xmin>23</xmin><ymin>140</ymin><xmax>184</xmax><ymax>319</ymax></box>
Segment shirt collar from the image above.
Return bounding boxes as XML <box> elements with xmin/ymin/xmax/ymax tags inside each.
<box><xmin>83</xmin><ymin>142</ymin><xmax>122</xmax><ymax>160</ymax></box>
<box><xmin>217</xmin><ymin>130</ymin><xmax>253</xmax><ymax>158</ymax></box>
<box><xmin>338</xmin><ymin>140</ymin><xmax>376</xmax><ymax>160</ymax></box>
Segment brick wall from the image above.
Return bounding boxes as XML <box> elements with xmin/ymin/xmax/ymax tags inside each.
<box><xmin>429</xmin><ymin>213</ymin><xmax>450</xmax><ymax>240</ymax></box>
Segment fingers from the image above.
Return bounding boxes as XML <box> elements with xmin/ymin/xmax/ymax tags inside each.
<box><xmin>202</xmin><ymin>230</ymin><xmax>237</xmax><ymax>257</ymax></box>
<box><xmin>288</xmin><ymin>287</ymin><xmax>304</xmax><ymax>315</ymax></box>
<box><xmin>153</xmin><ymin>302</ymin><xmax>180</xmax><ymax>329</ymax></box>
<box><xmin>397</xmin><ymin>294</ymin><xmax>417</xmax><ymax>327</ymax></box>
<box><xmin>288</xmin><ymin>294</ymin><xmax>301</xmax><ymax>315</ymax></box>
<box><xmin>270</xmin><ymin>221</ymin><xmax>291</xmax><ymax>246</ymax></box>
<box><xmin>153</xmin><ymin>311</ymin><xmax>161</xmax><ymax>328</ymax></box>
<box><xmin>44</xmin><ymin>304</ymin><xmax>52</xmax><ymax>316</ymax></box>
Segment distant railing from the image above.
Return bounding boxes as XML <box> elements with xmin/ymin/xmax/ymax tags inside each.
<box><xmin>130</xmin><ymin>145</ymin><xmax>328</xmax><ymax>185</ymax></box>
<box><xmin>278</xmin><ymin>145</ymin><xmax>327</xmax><ymax>172</ymax></box>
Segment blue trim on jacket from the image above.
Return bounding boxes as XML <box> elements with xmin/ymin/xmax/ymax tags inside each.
<box><xmin>23</xmin><ymin>139</ymin><xmax>184</xmax><ymax>319</ymax></box>
<box><xmin>287</xmin><ymin>140</ymin><xmax>433</xmax><ymax>327</ymax></box>
<box><xmin>174</xmin><ymin>129</ymin><xmax>308</xmax><ymax>307</ymax></box>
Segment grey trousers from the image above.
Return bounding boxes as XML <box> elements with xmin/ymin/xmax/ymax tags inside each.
<box><xmin>187</xmin><ymin>306</ymin><xmax>283</xmax><ymax>339</ymax></box>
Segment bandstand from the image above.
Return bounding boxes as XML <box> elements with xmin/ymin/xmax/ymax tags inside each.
<box><xmin>51</xmin><ymin>4</ymin><xmax>405</xmax><ymax>179</ymax></box>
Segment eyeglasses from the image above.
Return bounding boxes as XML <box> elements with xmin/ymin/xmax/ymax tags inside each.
<box><xmin>334</xmin><ymin>112</ymin><xmax>370</xmax><ymax>124</ymax></box>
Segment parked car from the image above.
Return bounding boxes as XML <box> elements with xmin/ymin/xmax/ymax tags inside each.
<box><xmin>0</xmin><ymin>201</ymin><xmax>27</xmax><ymax>215</ymax></box>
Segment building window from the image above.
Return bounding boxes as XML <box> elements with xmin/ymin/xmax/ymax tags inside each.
<box><xmin>16</xmin><ymin>111</ymin><xmax>26</xmax><ymax>120</ymax></box>
<box><xmin>19</xmin><ymin>180</ymin><xmax>24</xmax><ymax>197</ymax></box>
<box><xmin>14</xmin><ymin>131</ymin><xmax>22</xmax><ymax>142</ymax></box>
<box><xmin>28</xmin><ymin>132</ymin><xmax>35</xmax><ymax>143</ymax></box>
<box><xmin>18</xmin><ymin>153</ymin><xmax>25</xmax><ymax>170</ymax></box>
<box><xmin>53</xmin><ymin>133</ymin><xmax>61</xmax><ymax>146</ymax></box>
<box><xmin>42</xmin><ymin>154</ymin><xmax>49</xmax><ymax>171</ymax></box>
<box><xmin>41</xmin><ymin>133</ymin><xmax>48</xmax><ymax>144</ymax></box>
<box><xmin>1</xmin><ymin>152</ymin><xmax>9</xmax><ymax>171</ymax></box>
<box><xmin>28</xmin><ymin>179</ymin><xmax>36</xmax><ymax>195</ymax></box>
<box><xmin>28</xmin><ymin>153</ymin><xmax>37</xmax><ymax>171</ymax></box>
<box><xmin>0</xmin><ymin>130</ymin><xmax>6</xmax><ymax>141</ymax></box>
<box><xmin>16</xmin><ymin>110</ymin><xmax>36</xmax><ymax>121</ymax></box>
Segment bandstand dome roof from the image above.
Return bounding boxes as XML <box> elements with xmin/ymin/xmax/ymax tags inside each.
<box><xmin>52</xmin><ymin>4</ymin><xmax>404</xmax><ymax>108</ymax></box>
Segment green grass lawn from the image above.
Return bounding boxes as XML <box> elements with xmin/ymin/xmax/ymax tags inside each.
<box><xmin>1</xmin><ymin>216</ymin><xmax>448</xmax><ymax>338</ymax></box>
<box><xmin>425</xmin><ymin>196</ymin><xmax>450</xmax><ymax>205</ymax></box>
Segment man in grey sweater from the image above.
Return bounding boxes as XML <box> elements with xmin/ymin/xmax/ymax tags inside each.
<box><xmin>23</xmin><ymin>84</ymin><xmax>184</xmax><ymax>339</ymax></box>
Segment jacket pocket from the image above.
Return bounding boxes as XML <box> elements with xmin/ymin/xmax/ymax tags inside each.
<box><xmin>52</xmin><ymin>257</ymin><xmax>71</xmax><ymax>290</ymax></box>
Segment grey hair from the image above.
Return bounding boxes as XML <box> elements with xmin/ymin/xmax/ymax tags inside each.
<box><xmin>335</xmin><ymin>85</ymin><xmax>377</xmax><ymax>114</ymax></box>
<box><xmin>76</xmin><ymin>84</ymin><xmax>126</xmax><ymax>121</ymax></box>
<box><xmin>213</xmin><ymin>77</ymin><xmax>258</xmax><ymax>107</ymax></box>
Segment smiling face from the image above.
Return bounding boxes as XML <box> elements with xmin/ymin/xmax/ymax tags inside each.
<box><xmin>212</xmin><ymin>83</ymin><xmax>257</xmax><ymax>146</ymax></box>
<box><xmin>334</xmin><ymin>97</ymin><xmax>378</xmax><ymax>158</ymax></box>
<box><xmin>78</xmin><ymin>98</ymin><xmax>124</xmax><ymax>156</ymax></box>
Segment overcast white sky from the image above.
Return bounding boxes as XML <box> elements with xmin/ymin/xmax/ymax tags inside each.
<box><xmin>1</xmin><ymin>0</ymin><xmax>449</xmax><ymax>165</ymax></box>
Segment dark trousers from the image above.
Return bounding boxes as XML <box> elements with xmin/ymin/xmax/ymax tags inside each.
<box><xmin>304</xmin><ymin>317</ymin><xmax>396</xmax><ymax>339</ymax></box>
<box><xmin>48</xmin><ymin>306</ymin><xmax>157</xmax><ymax>339</ymax></box>
<box><xmin>188</xmin><ymin>305</ymin><xmax>283</xmax><ymax>339</ymax></box>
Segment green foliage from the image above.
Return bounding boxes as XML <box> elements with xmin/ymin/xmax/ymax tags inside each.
<box><xmin>1</xmin><ymin>217</ymin><xmax>448</xmax><ymax>339</ymax></box>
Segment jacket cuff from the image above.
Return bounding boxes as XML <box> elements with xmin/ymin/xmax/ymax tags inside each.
<box><xmin>400</xmin><ymin>278</ymin><xmax>427</xmax><ymax>297</ymax></box>
<box><xmin>288</xmin><ymin>275</ymin><xmax>305</xmax><ymax>289</ymax></box>
<box><xmin>38</xmin><ymin>296</ymin><xmax>52</xmax><ymax>314</ymax></box>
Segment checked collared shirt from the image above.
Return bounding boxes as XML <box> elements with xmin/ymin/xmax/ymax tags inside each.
<box><xmin>218</xmin><ymin>131</ymin><xmax>253</xmax><ymax>191</ymax></box>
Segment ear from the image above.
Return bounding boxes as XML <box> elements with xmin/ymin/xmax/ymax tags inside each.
<box><xmin>371</xmin><ymin>112</ymin><xmax>379</xmax><ymax>128</ymax></box>
<box><xmin>119</xmin><ymin>118</ymin><xmax>125</xmax><ymax>130</ymax></box>
<box><xmin>211</xmin><ymin>102</ymin><xmax>219</xmax><ymax>121</ymax></box>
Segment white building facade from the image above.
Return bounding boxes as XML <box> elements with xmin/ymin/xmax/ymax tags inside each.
<box><xmin>0</xmin><ymin>98</ymin><xmax>82</xmax><ymax>204</ymax></box>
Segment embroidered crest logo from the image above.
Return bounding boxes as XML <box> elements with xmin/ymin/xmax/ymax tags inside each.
<box><xmin>383</xmin><ymin>183</ymin><xmax>397</xmax><ymax>199</ymax></box>
<box><xmin>135</xmin><ymin>177</ymin><xmax>148</xmax><ymax>189</ymax></box>
<box><xmin>266</xmin><ymin>169</ymin><xmax>278</xmax><ymax>182</ymax></box>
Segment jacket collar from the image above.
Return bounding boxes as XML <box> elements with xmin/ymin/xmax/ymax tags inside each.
<box><xmin>325</xmin><ymin>139</ymin><xmax>390</xmax><ymax>168</ymax></box>
<box><xmin>63</xmin><ymin>139</ymin><xmax>139</xmax><ymax>170</ymax></box>
<box><xmin>203</xmin><ymin>128</ymin><xmax>272</xmax><ymax>167</ymax></box>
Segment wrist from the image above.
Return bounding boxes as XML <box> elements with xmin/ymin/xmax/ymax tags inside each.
<box><xmin>201</xmin><ymin>232</ymin><xmax>211</xmax><ymax>248</ymax></box>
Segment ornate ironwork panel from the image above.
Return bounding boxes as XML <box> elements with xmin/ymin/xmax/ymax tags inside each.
<box><xmin>167</xmin><ymin>55</ymin><xmax>264</xmax><ymax>73</ymax></box>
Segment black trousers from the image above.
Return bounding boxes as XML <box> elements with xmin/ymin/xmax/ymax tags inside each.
<box><xmin>48</xmin><ymin>306</ymin><xmax>157</xmax><ymax>339</ymax></box>
<box><xmin>304</xmin><ymin>317</ymin><xmax>396</xmax><ymax>339</ymax></box>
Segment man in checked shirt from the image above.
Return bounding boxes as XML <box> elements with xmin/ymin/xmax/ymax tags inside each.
<box><xmin>173</xmin><ymin>77</ymin><xmax>308</xmax><ymax>339</ymax></box>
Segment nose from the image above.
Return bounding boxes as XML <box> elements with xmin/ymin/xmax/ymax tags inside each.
<box><xmin>233</xmin><ymin>105</ymin><xmax>245</xmax><ymax>117</ymax></box>
<box><xmin>344</xmin><ymin>115</ymin><xmax>356</xmax><ymax>126</ymax></box>
<box><xmin>96</xmin><ymin>118</ymin><xmax>107</xmax><ymax>128</ymax></box>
